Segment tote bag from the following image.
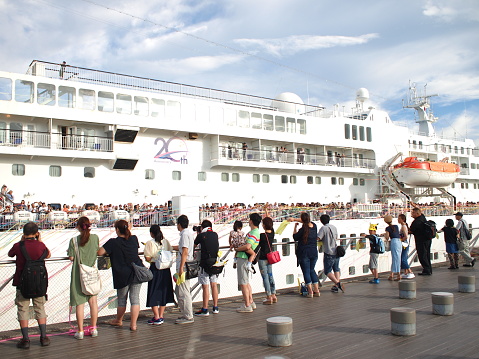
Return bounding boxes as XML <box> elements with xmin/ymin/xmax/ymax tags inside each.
<box><xmin>73</xmin><ymin>238</ymin><xmax>102</xmax><ymax>296</ymax></box>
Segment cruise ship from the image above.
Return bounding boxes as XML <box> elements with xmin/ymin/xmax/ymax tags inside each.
<box><xmin>0</xmin><ymin>60</ymin><xmax>477</xmax><ymax>332</ymax></box>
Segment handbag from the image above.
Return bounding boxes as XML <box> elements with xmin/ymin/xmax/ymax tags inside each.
<box><xmin>265</xmin><ymin>232</ymin><xmax>281</xmax><ymax>264</ymax></box>
<box><xmin>131</xmin><ymin>262</ymin><xmax>153</xmax><ymax>282</ymax></box>
<box><xmin>336</xmin><ymin>245</ymin><xmax>346</xmax><ymax>257</ymax></box>
<box><xmin>185</xmin><ymin>260</ymin><xmax>200</xmax><ymax>279</ymax></box>
<box><xmin>73</xmin><ymin>237</ymin><xmax>102</xmax><ymax>296</ymax></box>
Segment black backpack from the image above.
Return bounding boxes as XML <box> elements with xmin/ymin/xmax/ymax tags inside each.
<box><xmin>423</xmin><ymin>220</ymin><xmax>437</xmax><ymax>240</ymax></box>
<box><xmin>460</xmin><ymin>220</ymin><xmax>472</xmax><ymax>240</ymax></box>
<box><xmin>19</xmin><ymin>241</ymin><xmax>49</xmax><ymax>299</ymax></box>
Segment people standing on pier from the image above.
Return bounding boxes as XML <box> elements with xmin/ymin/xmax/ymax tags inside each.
<box><xmin>194</xmin><ymin>220</ymin><xmax>220</xmax><ymax>316</ymax></box>
<box><xmin>8</xmin><ymin>221</ymin><xmax>51</xmax><ymax>349</ymax></box>
<box><xmin>318</xmin><ymin>214</ymin><xmax>344</xmax><ymax>293</ymax></box>
<box><xmin>67</xmin><ymin>216</ymin><xmax>99</xmax><ymax>339</ymax></box>
<box><xmin>437</xmin><ymin>219</ymin><xmax>459</xmax><ymax>269</ymax></box>
<box><xmin>455</xmin><ymin>212</ymin><xmax>475</xmax><ymax>267</ymax></box>
<box><xmin>143</xmin><ymin>225</ymin><xmax>175</xmax><ymax>325</ymax></box>
<box><xmin>409</xmin><ymin>207</ymin><xmax>432</xmax><ymax>275</ymax></box>
<box><xmin>384</xmin><ymin>215</ymin><xmax>401</xmax><ymax>281</ymax></box>
<box><xmin>98</xmin><ymin>220</ymin><xmax>143</xmax><ymax>331</ymax></box>
<box><xmin>367</xmin><ymin>224</ymin><xmax>382</xmax><ymax>284</ymax></box>
<box><xmin>291</xmin><ymin>213</ymin><xmax>321</xmax><ymax>297</ymax></box>
<box><xmin>172</xmin><ymin>215</ymin><xmax>195</xmax><ymax>324</ymax></box>
<box><xmin>398</xmin><ymin>214</ymin><xmax>414</xmax><ymax>279</ymax></box>
<box><xmin>258</xmin><ymin>216</ymin><xmax>278</xmax><ymax>304</ymax></box>
<box><xmin>235</xmin><ymin>212</ymin><xmax>261</xmax><ymax>312</ymax></box>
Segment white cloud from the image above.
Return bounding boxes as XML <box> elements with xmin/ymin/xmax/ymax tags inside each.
<box><xmin>423</xmin><ymin>0</ymin><xmax>479</xmax><ymax>22</ymax></box>
<box><xmin>234</xmin><ymin>34</ymin><xmax>379</xmax><ymax>57</ymax></box>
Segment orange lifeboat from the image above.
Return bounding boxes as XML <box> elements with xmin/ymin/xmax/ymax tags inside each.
<box><xmin>392</xmin><ymin>157</ymin><xmax>460</xmax><ymax>187</ymax></box>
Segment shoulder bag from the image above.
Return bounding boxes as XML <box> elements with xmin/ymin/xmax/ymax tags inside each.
<box><xmin>329</xmin><ymin>227</ymin><xmax>345</xmax><ymax>258</ymax></box>
<box><xmin>265</xmin><ymin>233</ymin><xmax>281</xmax><ymax>264</ymax></box>
<box><xmin>119</xmin><ymin>238</ymin><xmax>153</xmax><ymax>283</ymax></box>
<box><xmin>73</xmin><ymin>237</ymin><xmax>102</xmax><ymax>295</ymax></box>
<box><xmin>185</xmin><ymin>260</ymin><xmax>200</xmax><ymax>279</ymax></box>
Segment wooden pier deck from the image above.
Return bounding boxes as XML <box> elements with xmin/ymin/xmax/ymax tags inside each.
<box><xmin>1</xmin><ymin>263</ymin><xmax>478</xmax><ymax>359</ymax></box>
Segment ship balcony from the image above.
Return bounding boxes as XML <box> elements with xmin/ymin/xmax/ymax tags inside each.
<box><xmin>211</xmin><ymin>146</ymin><xmax>375</xmax><ymax>173</ymax></box>
<box><xmin>0</xmin><ymin>130</ymin><xmax>113</xmax><ymax>156</ymax></box>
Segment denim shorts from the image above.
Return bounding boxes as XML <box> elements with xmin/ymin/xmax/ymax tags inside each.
<box><xmin>323</xmin><ymin>253</ymin><xmax>340</xmax><ymax>274</ymax></box>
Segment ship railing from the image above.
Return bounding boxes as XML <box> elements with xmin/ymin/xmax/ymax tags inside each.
<box><xmin>26</xmin><ymin>60</ymin><xmax>323</xmax><ymax>117</ymax></box>
<box><xmin>0</xmin><ymin>130</ymin><xmax>51</xmax><ymax>148</ymax></box>
<box><xmin>218</xmin><ymin>146</ymin><xmax>376</xmax><ymax>169</ymax></box>
<box><xmin>56</xmin><ymin>134</ymin><xmax>113</xmax><ymax>152</ymax></box>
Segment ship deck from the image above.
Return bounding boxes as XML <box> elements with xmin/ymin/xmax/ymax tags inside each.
<box><xmin>1</xmin><ymin>263</ymin><xmax>478</xmax><ymax>359</ymax></box>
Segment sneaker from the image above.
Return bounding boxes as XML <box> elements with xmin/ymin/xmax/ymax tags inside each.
<box><xmin>194</xmin><ymin>308</ymin><xmax>209</xmax><ymax>317</ymax></box>
<box><xmin>330</xmin><ymin>286</ymin><xmax>339</xmax><ymax>293</ymax></box>
<box><xmin>406</xmin><ymin>273</ymin><xmax>415</xmax><ymax>279</ymax></box>
<box><xmin>247</xmin><ymin>266</ymin><xmax>255</xmax><ymax>274</ymax></box>
<box><xmin>147</xmin><ymin>317</ymin><xmax>156</xmax><ymax>325</ymax></box>
<box><xmin>251</xmin><ymin>302</ymin><xmax>257</xmax><ymax>310</ymax></box>
<box><xmin>212</xmin><ymin>306</ymin><xmax>219</xmax><ymax>314</ymax></box>
<box><xmin>313</xmin><ymin>292</ymin><xmax>321</xmax><ymax>297</ymax></box>
<box><xmin>40</xmin><ymin>336</ymin><xmax>50</xmax><ymax>346</ymax></box>
<box><xmin>336</xmin><ymin>282</ymin><xmax>345</xmax><ymax>293</ymax></box>
<box><xmin>400</xmin><ymin>274</ymin><xmax>408</xmax><ymax>279</ymax></box>
<box><xmin>152</xmin><ymin>318</ymin><xmax>164</xmax><ymax>325</ymax></box>
<box><xmin>236</xmin><ymin>304</ymin><xmax>253</xmax><ymax>313</ymax></box>
<box><xmin>369</xmin><ymin>278</ymin><xmax>379</xmax><ymax>284</ymax></box>
<box><xmin>16</xmin><ymin>338</ymin><xmax>30</xmax><ymax>349</ymax></box>
<box><xmin>91</xmin><ymin>328</ymin><xmax>98</xmax><ymax>337</ymax></box>
<box><xmin>175</xmin><ymin>317</ymin><xmax>194</xmax><ymax>324</ymax></box>
<box><xmin>74</xmin><ymin>331</ymin><xmax>84</xmax><ymax>340</ymax></box>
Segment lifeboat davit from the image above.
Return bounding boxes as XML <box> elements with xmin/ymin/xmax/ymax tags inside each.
<box><xmin>392</xmin><ymin>157</ymin><xmax>460</xmax><ymax>187</ymax></box>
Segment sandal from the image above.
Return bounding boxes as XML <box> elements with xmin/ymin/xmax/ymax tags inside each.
<box><xmin>272</xmin><ymin>296</ymin><xmax>278</xmax><ymax>303</ymax></box>
<box><xmin>262</xmin><ymin>299</ymin><xmax>273</xmax><ymax>305</ymax></box>
<box><xmin>387</xmin><ymin>275</ymin><xmax>394</xmax><ymax>281</ymax></box>
<box><xmin>108</xmin><ymin>320</ymin><xmax>123</xmax><ymax>327</ymax></box>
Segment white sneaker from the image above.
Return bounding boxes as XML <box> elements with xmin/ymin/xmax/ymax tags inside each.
<box><xmin>74</xmin><ymin>331</ymin><xmax>84</xmax><ymax>340</ymax></box>
<box><xmin>251</xmin><ymin>302</ymin><xmax>257</xmax><ymax>310</ymax></box>
<box><xmin>236</xmin><ymin>304</ymin><xmax>253</xmax><ymax>313</ymax></box>
<box><xmin>175</xmin><ymin>317</ymin><xmax>194</xmax><ymax>324</ymax></box>
<box><xmin>400</xmin><ymin>274</ymin><xmax>408</xmax><ymax>279</ymax></box>
<box><xmin>406</xmin><ymin>273</ymin><xmax>415</xmax><ymax>279</ymax></box>
<box><xmin>90</xmin><ymin>328</ymin><xmax>98</xmax><ymax>337</ymax></box>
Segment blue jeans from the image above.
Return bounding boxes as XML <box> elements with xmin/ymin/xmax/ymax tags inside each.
<box><xmin>401</xmin><ymin>245</ymin><xmax>410</xmax><ymax>269</ymax></box>
<box><xmin>258</xmin><ymin>259</ymin><xmax>276</xmax><ymax>296</ymax></box>
<box><xmin>390</xmin><ymin>238</ymin><xmax>402</xmax><ymax>273</ymax></box>
<box><xmin>299</xmin><ymin>255</ymin><xmax>319</xmax><ymax>285</ymax></box>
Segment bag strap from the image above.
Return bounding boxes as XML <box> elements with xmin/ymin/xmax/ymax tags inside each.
<box><xmin>265</xmin><ymin>232</ymin><xmax>273</xmax><ymax>252</ymax></box>
<box><xmin>20</xmin><ymin>241</ymin><xmax>48</xmax><ymax>262</ymax></box>
<box><xmin>73</xmin><ymin>236</ymin><xmax>83</xmax><ymax>265</ymax></box>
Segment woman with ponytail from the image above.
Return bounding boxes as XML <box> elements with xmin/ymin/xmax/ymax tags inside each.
<box><xmin>67</xmin><ymin>216</ymin><xmax>99</xmax><ymax>339</ymax></box>
<box><xmin>98</xmin><ymin>220</ymin><xmax>143</xmax><ymax>331</ymax></box>
<box><xmin>290</xmin><ymin>212</ymin><xmax>320</xmax><ymax>298</ymax></box>
<box><xmin>143</xmin><ymin>225</ymin><xmax>175</xmax><ymax>325</ymax></box>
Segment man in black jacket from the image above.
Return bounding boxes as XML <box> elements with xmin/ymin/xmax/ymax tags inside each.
<box><xmin>409</xmin><ymin>207</ymin><xmax>432</xmax><ymax>275</ymax></box>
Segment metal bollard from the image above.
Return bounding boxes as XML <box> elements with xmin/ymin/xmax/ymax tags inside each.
<box><xmin>458</xmin><ymin>275</ymin><xmax>476</xmax><ymax>293</ymax></box>
<box><xmin>398</xmin><ymin>281</ymin><xmax>416</xmax><ymax>299</ymax></box>
<box><xmin>431</xmin><ymin>292</ymin><xmax>454</xmax><ymax>316</ymax></box>
<box><xmin>267</xmin><ymin>316</ymin><xmax>293</xmax><ymax>347</ymax></box>
<box><xmin>390</xmin><ymin>307</ymin><xmax>416</xmax><ymax>336</ymax></box>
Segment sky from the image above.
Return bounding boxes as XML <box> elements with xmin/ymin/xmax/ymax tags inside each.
<box><xmin>1</xmin><ymin>0</ymin><xmax>478</xmax><ymax>144</ymax></box>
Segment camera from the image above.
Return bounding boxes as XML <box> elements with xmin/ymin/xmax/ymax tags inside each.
<box><xmin>192</xmin><ymin>225</ymin><xmax>201</xmax><ymax>234</ymax></box>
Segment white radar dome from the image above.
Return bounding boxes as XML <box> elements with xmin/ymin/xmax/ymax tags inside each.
<box><xmin>272</xmin><ymin>92</ymin><xmax>305</xmax><ymax>114</ymax></box>
<box><xmin>356</xmin><ymin>88</ymin><xmax>369</xmax><ymax>103</ymax></box>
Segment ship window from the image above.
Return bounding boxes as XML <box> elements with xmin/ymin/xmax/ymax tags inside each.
<box><xmin>275</xmin><ymin>116</ymin><xmax>285</xmax><ymax>132</ymax></box>
<box><xmin>315</xmin><ymin>176</ymin><xmax>321</xmax><ymax>184</ymax></box>
<box><xmin>145</xmin><ymin>169</ymin><xmax>155</xmax><ymax>180</ymax></box>
<box><xmin>263</xmin><ymin>114</ymin><xmax>274</xmax><ymax>131</ymax></box>
<box><xmin>198</xmin><ymin>172</ymin><xmax>207</xmax><ymax>181</ymax></box>
<box><xmin>297</xmin><ymin>119</ymin><xmax>306</xmax><ymax>134</ymax></box>
<box><xmin>166</xmin><ymin>100</ymin><xmax>180</xmax><ymax>119</ymax></box>
<box><xmin>472</xmin><ymin>163</ymin><xmax>476</xmax><ymax>169</ymax></box>
<box><xmin>466</xmin><ymin>183</ymin><xmax>469</xmax><ymax>189</ymax></box>
<box><xmin>339</xmin><ymin>177</ymin><xmax>344</xmax><ymax>185</ymax></box>
<box><xmin>79</xmin><ymin>89</ymin><xmax>95</xmax><ymax>110</ymax></box>
<box><xmin>366</xmin><ymin>127</ymin><xmax>372</xmax><ymax>142</ymax></box>
<box><xmin>307</xmin><ymin>176</ymin><xmax>313</xmax><ymax>184</ymax></box>
<box><xmin>84</xmin><ymin>167</ymin><xmax>95</xmax><ymax>178</ymax></box>
<box><xmin>12</xmin><ymin>164</ymin><xmax>25</xmax><ymax>176</ymax></box>
<box><xmin>262</xmin><ymin>174</ymin><xmax>270</xmax><ymax>183</ymax></box>
<box><xmin>0</xmin><ymin>77</ymin><xmax>12</xmax><ymax>101</ymax></box>
<box><xmin>474</xmin><ymin>183</ymin><xmax>477</xmax><ymax>189</ymax></box>
<box><xmin>98</xmin><ymin>91</ymin><xmax>114</xmax><ymax>112</ymax></box>
<box><xmin>59</xmin><ymin>86</ymin><xmax>76</xmax><ymax>108</ymax></box>
<box><xmin>151</xmin><ymin>98</ymin><xmax>165</xmax><ymax>118</ymax></box>
<box><xmin>461</xmin><ymin>183</ymin><xmax>464</xmax><ymax>189</ymax></box>
<box><xmin>360</xmin><ymin>178</ymin><xmax>365</xmax><ymax>186</ymax></box>
<box><xmin>451</xmin><ymin>182</ymin><xmax>455</xmax><ymax>188</ymax></box>
<box><xmin>461</xmin><ymin>147</ymin><xmax>464</xmax><ymax>154</ymax></box>
<box><xmin>15</xmin><ymin>80</ymin><xmax>34</xmax><ymax>103</ymax></box>
<box><xmin>238</xmin><ymin>111</ymin><xmax>250</xmax><ymax>128</ymax></box>
<box><xmin>286</xmin><ymin>117</ymin><xmax>296</xmax><ymax>133</ymax></box>
<box><xmin>225</xmin><ymin>108</ymin><xmax>236</xmax><ymax>126</ymax></box>
<box><xmin>221</xmin><ymin>173</ymin><xmax>229</xmax><ymax>182</ymax></box>
<box><xmin>253</xmin><ymin>174</ymin><xmax>260</xmax><ymax>183</ymax></box>
<box><xmin>232</xmin><ymin>173</ymin><xmax>240</xmax><ymax>182</ymax></box>
<box><xmin>331</xmin><ymin>177</ymin><xmax>337</xmax><ymax>185</ymax></box>
<box><xmin>454</xmin><ymin>146</ymin><xmax>458</xmax><ymax>154</ymax></box>
<box><xmin>290</xmin><ymin>175</ymin><xmax>297</xmax><ymax>184</ymax></box>
<box><xmin>134</xmin><ymin>96</ymin><xmax>149</xmax><ymax>116</ymax></box>
<box><xmin>344</xmin><ymin>124</ymin><xmax>350</xmax><ymax>139</ymax></box>
<box><xmin>352</xmin><ymin>125</ymin><xmax>357</xmax><ymax>140</ymax></box>
<box><xmin>10</xmin><ymin>122</ymin><xmax>22</xmax><ymax>145</ymax></box>
<box><xmin>49</xmin><ymin>165</ymin><xmax>62</xmax><ymax>177</ymax></box>
<box><xmin>37</xmin><ymin>83</ymin><xmax>56</xmax><ymax>106</ymax></box>
<box><xmin>418</xmin><ymin>141</ymin><xmax>423</xmax><ymax>149</ymax></box>
<box><xmin>251</xmin><ymin>112</ymin><xmax>262</xmax><ymax>129</ymax></box>
<box><xmin>0</xmin><ymin>122</ymin><xmax>6</xmax><ymax>143</ymax></box>
<box><xmin>281</xmin><ymin>175</ymin><xmax>288</xmax><ymax>184</ymax></box>
<box><xmin>359</xmin><ymin>126</ymin><xmax>365</xmax><ymax>141</ymax></box>
<box><xmin>116</xmin><ymin>94</ymin><xmax>132</xmax><ymax>114</ymax></box>
<box><xmin>172</xmin><ymin>171</ymin><xmax>181</xmax><ymax>181</ymax></box>
<box><xmin>353</xmin><ymin>178</ymin><xmax>358</xmax><ymax>186</ymax></box>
